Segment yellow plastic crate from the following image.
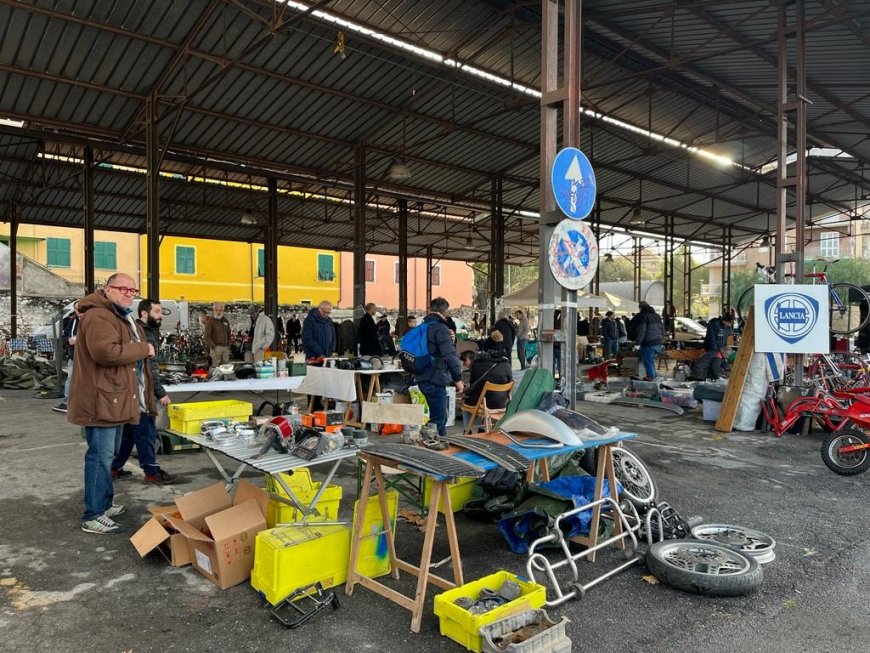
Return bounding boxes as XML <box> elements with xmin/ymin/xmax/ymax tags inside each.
<box><xmin>167</xmin><ymin>400</ymin><xmax>253</xmax><ymax>434</ymax></box>
<box><xmin>423</xmin><ymin>476</ymin><xmax>478</xmax><ymax>513</ymax></box>
<box><xmin>265</xmin><ymin>469</ymin><xmax>314</xmax><ymax>494</ymax></box>
<box><xmin>250</xmin><ymin>524</ymin><xmax>350</xmax><ymax>606</ymax></box>
<box><xmin>351</xmin><ymin>491</ymin><xmax>399</xmax><ymax>580</ymax></box>
<box><xmin>265</xmin><ymin>482</ymin><xmax>343</xmax><ymax>527</ymax></box>
<box><xmin>433</xmin><ymin>571</ymin><xmax>547</xmax><ymax>653</ymax></box>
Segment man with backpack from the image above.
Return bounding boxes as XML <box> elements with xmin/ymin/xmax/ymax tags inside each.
<box><xmin>398</xmin><ymin>297</ymin><xmax>464</xmax><ymax>436</ymax></box>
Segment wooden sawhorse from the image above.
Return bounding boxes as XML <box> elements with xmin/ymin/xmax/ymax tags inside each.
<box><xmin>569</xmin><ymin>441</ymin><xmax>623</xmax><ymax>561</ymax></box>
<box><xmin>346</xmin><ymin>452</ymin><xmax>463</xmax><ymax>633</ymax></box>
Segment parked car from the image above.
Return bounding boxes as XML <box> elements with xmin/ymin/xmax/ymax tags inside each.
<box><xmin>673</xmin><ymin>316</ymin><xmax>706</xmax><ymax>341</ymax></box>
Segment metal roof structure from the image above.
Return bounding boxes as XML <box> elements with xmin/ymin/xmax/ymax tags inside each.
<box><xmin>1</xmin><ymin>0</ymin><xmax>869</xmax><ymax>262</ymax></box>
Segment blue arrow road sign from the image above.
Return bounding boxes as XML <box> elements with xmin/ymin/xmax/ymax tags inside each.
<box><xmin>551</xmin><ymin>147</ymin><xmax>596</xmax><ymax>220</ymax></box>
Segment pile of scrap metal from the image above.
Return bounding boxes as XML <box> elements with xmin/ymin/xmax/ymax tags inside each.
<box><xmin>0</xmin><ymin>353</ymin><xmax>59</xmax><ymax>389</ymax></box>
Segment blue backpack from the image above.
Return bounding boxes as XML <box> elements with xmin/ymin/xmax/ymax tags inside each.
<box><xmin>398</xmin><ymin>323</ymin><xmax>433</xmax><ymax>374</ymax></box>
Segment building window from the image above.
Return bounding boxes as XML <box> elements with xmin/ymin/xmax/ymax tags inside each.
<box><xmin>819</xmin><ymin>232</ymin><xmax>839</xmax><ymax>259</ymax></box>
<box><xmin>94</xmin><ymin>242</ymin><xmax>117</xmax><ymax>270</ymax></box>
<box><xmin>431</xmin><ymin>264</ymin><xmax>441</xmax><ymax>286</ymax></box>
<box><xmin>257</xmin><ymin>249</ymin><xmax>264</xmax><ymax>277</ymax></box>
<box><xmin>46</xmin><ymin>237</ymin><xmax>71</xmax><ymax>267</ymax></box>
<box><xmin>365</xmin><ymin>259</ymin><xmax>375</xmax><ymax>283</ymax></box>
<box><xmin>175</xmin><ymin>245</ymin><xmax>196</xmax><ymax>275</ymax></box>
<box><xmin>317</xmin><ymin>253</ymin><xmax>334</xmax><ymax>281</ymax></box>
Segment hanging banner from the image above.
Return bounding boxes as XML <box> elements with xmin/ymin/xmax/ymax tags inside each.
<box><xmin>548</xmin><ymin>219</ymin><xmax>598</xmax><ymax>290</ymax></box>
<box><xmin>754</xmin><ymin>284</ymin><xmax>830</xmax><ymax>353</ymax></box>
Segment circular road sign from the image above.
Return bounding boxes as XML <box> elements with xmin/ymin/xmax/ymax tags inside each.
<box><xmin>551</xmin><ymin>147</ymin><xmax>596</xmax><ymax>220</ymax></box>
<box><xmin>548</xmin><ymin>219</ymin><xmax>599</xmax><ymax>290</ymax></box>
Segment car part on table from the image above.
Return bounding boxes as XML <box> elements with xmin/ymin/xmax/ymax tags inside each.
<box><xmin>363</xmin><ymin>443</ymin><xmax>487</xmax><ymax>479</ymax></box>
<box><xmin>610</xmin><ymin>397</ymin><xmax>684</xmax><ymax>415</ymax></box>
<box><xmin>270</xmin><ymin>582</ymin><xmax>339</xmax><ymax>629</ymax></box>
<box><xmin>498</xmin><ymin>409</ymin><xmax>584</xmax><ymax>446</ymax></box>
<box><xmin>255</xmin><ymin>415</ymin><xmax>301</xmax><ymax>457</ymax></box>
<box><xmin>689</xmin><ymin>524</ymin><xmax>777</xmax><ymax>564</ymax></box>
<box><xmin>645</xmin><ymin>539</ymin><xmax>763</xmax><ymax>596</ymax></box>
<box><xmin>234</xmin><ymin>362</ymin><xmax>257</xmax><ymax>379</ymax></box>
<box><xmin>611</xmin><ymin>446</ymin><xmax>657</xmax><ymax>506</ymax></box>
<box><xmin>820</xmin><ymin>427</ymin><xmax>870</xmax><ymax>476</ymax></box>
<box><xmin>438</xmin><ymin>435</ymin><xmax>531</xmax><ymax>473</ymax></box>
<box><xmin>291</xmin><ymin>430</ymin><xmax>344</xmax><ymax>461</ymax></box>
<box><xmin>526</xmin><ymin>497</ymin><xmax>664</xmax><ymax>606</ymax></box>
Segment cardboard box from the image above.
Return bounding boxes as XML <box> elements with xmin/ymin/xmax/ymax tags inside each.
<box><xmin>159</xmin><ymin>480</ymin><xmax>269</xmax><ymax>589</ymax></box>
<box><xmin>130</xmin><ymin>505</ymin><xmax>192</xmax><ymax>567</ymax></box>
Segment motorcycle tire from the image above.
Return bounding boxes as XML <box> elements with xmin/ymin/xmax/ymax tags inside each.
<box><xmin>820</xmin><ymin>427</ymin><xmax>870</xmax><ymax>476</ymax></box>
<box><xmin>645</xmin><ymin>539</ymin><xmax>763</xmax><ymax>597</ymax></box>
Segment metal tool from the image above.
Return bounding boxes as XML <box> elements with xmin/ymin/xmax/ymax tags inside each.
<box><xmin>437</xmin><ymin>435</ymin><xmax>531</xmax><ymax>472</ymax></box>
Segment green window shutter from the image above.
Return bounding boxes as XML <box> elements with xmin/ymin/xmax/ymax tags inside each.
<box><xmin>176</xmin><ymin>246</ymin><xmax>195</xmax><ymax>274</ymax></box>
<box><xmin>47</xmin><ymin>238</ymin><xmax>71</xmax><ymax>267</ymax></box>
<box><xmin>258</xmin><ymin>249</ymin><xmax>264</xmax><ymax>277</ymax></box>
<box><xmin>317</xmin><ymin>253</ymin><xmax>334</xmax><ymax>281</ymax></box>
<box><xmin>94</xmin><ymin>242</ymin><xmax>117</xmax><ymax>270</ymax></box>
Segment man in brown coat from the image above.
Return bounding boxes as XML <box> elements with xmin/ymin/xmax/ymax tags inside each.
<box><xmin>68</xmin><ymin>273</ymin><xmax>155</xmax><ymax>535</ymax></box>
<box><xmin>203</xmin><ymin>302</ymin><xmax>231</xmax><ymax>367</ymax></box>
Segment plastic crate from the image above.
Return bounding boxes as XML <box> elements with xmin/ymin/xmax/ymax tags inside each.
<box><xmin>659</xmin><ymin>388</ymin><xmax>698</xmax><ymax>409</ymax></box>
<box><xmin>433</xmin><ymin>571</ymin><xmax>547</xmax><ymax>653</ymax></box>
<box><xmin>167</xmin><ymin>400</ymin><xmax>253</xmax><ymax>434</ymax></box>
<box><xmin>265</xmin><ymin>481</ymin><xmax>343</xmax><ymax>527</ymax></box>
<box><xmin>158</xmin><ymin>430</ymin><xmax>201</xmax><ymax>454</ymax></box>
<box><xmin>290</xmin><ymin>362</ymin><xmax>308</xmax><ymax>376</ymax></box>
<box><xmin>481</xmin><ymin>610</ymin><xmax>571</xmax><ymax>653</ymax></box>
<box><xmin>423</xmin><ymin>476</ymin><xmax>478</xmax><ymax>513</ymax></box>
<box><xmin>251</xmin><ymin>524</ymin><xmax>351</xmax><ymax>606</ymax></box>
<box><xmin>266</xmin><ymin>469</ymin><xmax>314</xmax><ymax>494</ymax></box>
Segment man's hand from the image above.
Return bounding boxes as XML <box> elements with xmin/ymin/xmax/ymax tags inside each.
<box><xmin>159</xmin><ymin>395</ymin><xmax>171</xmax><ymax>406</ymax></box>
<box><xmin>454</xmin><ymin>380</ymin><xmax>464</xmax><ymax>393</ymax></box>
<box><xmin>633</xmin><ymin>345</ymin><xmax>641</xmax><ymax>351</ymax></box>
<box><xmin>147</xmin><ymin>344</ymin><xmax>155</xmax><ymax>357</ymax></box>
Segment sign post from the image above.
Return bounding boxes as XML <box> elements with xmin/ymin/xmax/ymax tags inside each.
<box><xmin>754</xmin><ymin>285</ymin><xmax>830</xmax><ymax>353</ymax></box>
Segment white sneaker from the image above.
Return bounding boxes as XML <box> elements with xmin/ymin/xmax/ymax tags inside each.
<box><xmin>104</xmin><ymin>503</ymin><xmax>125</xmax><ymax>518</ymax></box>
<box><xmin>81</xmin><ymin>515</ymin><xmax>123</xmax><ymax>534</ymax></box>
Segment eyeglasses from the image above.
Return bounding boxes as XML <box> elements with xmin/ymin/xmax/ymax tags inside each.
<box><xmin>107</xmin><ymin>285</ymin><xmax>138</xmax><ymax>296</ymax></box>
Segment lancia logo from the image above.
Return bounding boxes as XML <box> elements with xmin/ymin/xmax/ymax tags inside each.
<box><xmin>764</xmin><ymin>293</ymin><xmax>819</xmax><ymax>344</ymax></box>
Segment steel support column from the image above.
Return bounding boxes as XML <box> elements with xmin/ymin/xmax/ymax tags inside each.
<box><xmin>664</xmin><ymin>214</ymin><xmax>675</xmax><ymax>338</ymax></box>
<box><xmin>539</xmin><ymin>0</ymin><xmax>581</xmax><ymax>406</ymax></box>
<box><xmin>353</xmin><ymin>144</ymin><xmax>366</xmax><ymax>315</ymax></box>
<box><xmin>397</xmin><ymin>198</ymin><xmax>409</xmax><ymax>319</ymax></box>
<box><xmin>9</xmin><ymin>204</ymin><xmax>18</xmax><ymax>338</ymax></box>
<box><xmin>145</xmin><ymin>94</ymin><xmax>160</xmax><ymax>298</ymax></box>
<box><xmin>633</xmin><ymin>237</ymin><xmax>642</xmax><ymax>303</ymax></box>
<box><xmin>265</xmin><ymin>178</ymin><xmax>279</xmax><ymax>347</ymax></box>
<box><xmin>683</xmin><ymin>245</ymin><xmax>692</xmax><ymax>317</ymax></box>
<box><xmin>425</xmin><ymin>245</ymin><xmax>433</xmax><ymax>309</ymax></box>
<box><xmin>722</xmin><ymin>227</ymin><xmax>732</xmax><ymax>313</ymax></box>
<box><xmin>83</xmin><ymin>145</ymin><xmax>95</xmax><ymax>293</ymax></box>
<box><xmin>489</xmin><ymin>177</ymin><xmax>505</xmax><ymax>320</ymax></box>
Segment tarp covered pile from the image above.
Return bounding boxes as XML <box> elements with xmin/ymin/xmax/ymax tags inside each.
<box><xmin>0</xmin><ymin>354</ymin><xmax>59</xmax><ymax>389</ymax></box>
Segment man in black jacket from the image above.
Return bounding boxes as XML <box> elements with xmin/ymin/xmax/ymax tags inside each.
<box><xmin>415</xmin><ymin>297</ymin><xmax>464</xmax><ymax>436</ymax></box>
<box><xmin>491</xmin><ymin>310</ymin><xmax>516</xmax><ymax>359</ymax></box>
<box><xmin>110</xmin><ymin>299</ymin><xmax>179</xmax><ymax>485</ymax></box>
<box><xmin>52</xmin><ymin>302</ymin><xmax>81</xmax><ymax>413</ymax></box>
<box><xmin>459</xmin><ymin>349</ymin><xmax>512</xmax><ymax>428</ymax></box>
<box><xmin>285</xmin><ymin>312</ymin><xmax>302</xmax><ymax>353</ymax></box>
<box><xmin>358</xmin><ymin>302</ymin><xmax>382</xmax><ymax>356</ymax></box>
<box><xmin>633</xmin><ymin>301</ymin><xmax>665</xmax><ymax>381</ymax></box>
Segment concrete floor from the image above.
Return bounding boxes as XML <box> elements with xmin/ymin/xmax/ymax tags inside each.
<box><xmin>0</xmin><ymin>387</ymin><xmax>867</xmax><ymax>653</ymax></box>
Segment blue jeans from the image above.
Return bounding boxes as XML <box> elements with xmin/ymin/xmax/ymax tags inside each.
<box><xmin>419</xmin><ymin>381</ymin><xmax>448</xmax><ymax>436</ymax></box>
<box><xmin>516</xmin><ymin>339</ymin><xmax>528</xmax><ymax>369</ymax></box>
<box><xmin>640</xmin><ymin>344</ymin><xmax>663</xmax><ymax>379</ymax></box>
<box><xmin>83</xmin><ymin>425</ymin><xmax>123</xmax><ymax>521</ymax></box>
<box><xmin>604</xmin><ymin>339</ymin><xmax>618</xmax><ymax>358</ymax></box>
<box><xmin>112</xmin><ymin>413</ymin><xmax>160</xmax><ymax>477</ymax></box>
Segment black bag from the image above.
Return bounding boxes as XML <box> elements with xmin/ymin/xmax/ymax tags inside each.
<box><xmin>479</xmin><ymin>467</ymin><xmax>522</xmax><ymax>497</ymax></box>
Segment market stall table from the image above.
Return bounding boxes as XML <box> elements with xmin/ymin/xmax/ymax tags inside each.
<box><xmin>294</xmin><ymin>365</ymin><xmax>406</xmax><ymax>427</ymax></box>
<box><xmin>164</xmin><ymin>376</ymin><xmax>305</xmax><ymax>415</ymax></box>
<box><xmin>167</xmin><ymin>430</ymin><xmax>357</xmax><ymax>522</ymax></box>
<box><xmin>346</xmin><ymin>431</ymin><xmax>634</xmax><ymax>632</ymax></box>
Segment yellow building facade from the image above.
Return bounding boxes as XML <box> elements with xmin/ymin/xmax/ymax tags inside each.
<box><xmin>139</xmin><ymin>235</ymin><xmax>340</xmax><ymax>304</ymax></box>
<box><xmin>1</xmin><ymin>225</ymin><xmax>340</xmax><ymax>304</ymax></box>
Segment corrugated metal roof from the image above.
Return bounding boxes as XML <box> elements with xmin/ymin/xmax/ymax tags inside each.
<box><xmin>0</xmin><ymin>0</ymin><xmax>868</xmax><ymax>258</ymax></box>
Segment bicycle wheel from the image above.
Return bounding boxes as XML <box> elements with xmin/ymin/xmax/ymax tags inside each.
<box><xmin>828</xmin><ymin>283</ymin><xmax>870</xmax><ymax>335</ymax></box>
<box><xmin>736</xmin><ymin>286</ymin><xmax>755</xmax><ymax>323</ymax></box>
<box><xmin>820</xmin><ymin>428</ymin><xmax>870</xmax><ymax>476</ymax></box>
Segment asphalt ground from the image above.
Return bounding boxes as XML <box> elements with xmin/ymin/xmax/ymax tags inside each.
<box><xmin>0</xmin><ymin>388</ymin><xmax>867</xmax><ymax>653</ymax></box>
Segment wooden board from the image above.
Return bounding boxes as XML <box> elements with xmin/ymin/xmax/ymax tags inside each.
<box><xmin>715</xmin><ymin>308</ymin><xmax>755</xmax><ymax>432</ymax></box>
<box><xmin>361</xmin><ymin>401</ymin><xmax>427</xmax><ymax>425</ymax></box>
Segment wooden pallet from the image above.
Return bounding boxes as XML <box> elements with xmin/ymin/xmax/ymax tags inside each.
<box><xmin>715</xmin><ymin>309</ymin><xmax>755</xmax><ymax>433</ymax></box>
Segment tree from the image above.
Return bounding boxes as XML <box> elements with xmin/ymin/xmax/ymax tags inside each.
<box><xmin>598</xmin><ymin>257</ymin><xmax>635</xmax><ymax>283</ymax></box>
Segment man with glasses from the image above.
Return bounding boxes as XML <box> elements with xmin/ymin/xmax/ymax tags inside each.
<box><xmin>68</xmin><ymin>273</ymin><xmax>155</xmax><ymax>535</ymax></box>
<box><xmin>302</xmin><ymin>301</ymin><xmax>336</xmax><ymax>411</ymax></box>
<box><xmin>203</xmin><ymin>302</ymin><xmax>231</xmax><ymax>368</ymax></box>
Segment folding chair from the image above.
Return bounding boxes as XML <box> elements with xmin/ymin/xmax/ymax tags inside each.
<box><xmin>462</xmin><ymin>380</ymin><xmax>514</xmax><ymax>434</ymax></box>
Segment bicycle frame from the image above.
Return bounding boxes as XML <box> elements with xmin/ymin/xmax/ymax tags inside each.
<box><xmin>761</xmin><ymin>387</ymin><xmax>870</xmax><ymax>437</ymax></box>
